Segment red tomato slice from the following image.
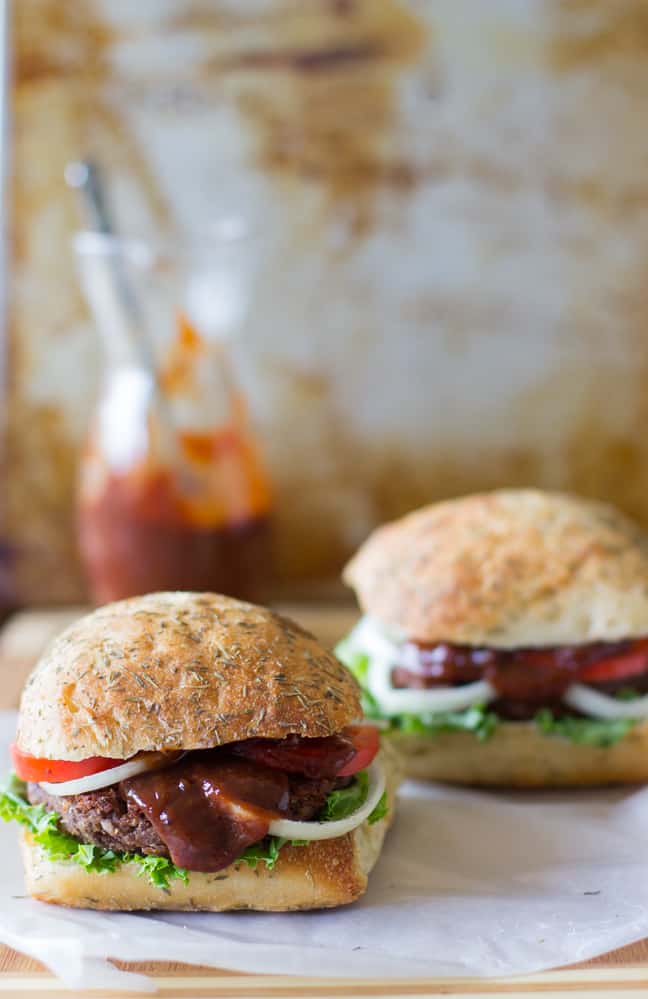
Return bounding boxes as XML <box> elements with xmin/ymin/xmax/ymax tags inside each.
<box><xmin>337</xmin><ymin>725</ymin><xmax>380</xmax><ymax>777</ymax></box>
<box><xmin>10</xmin><ymin>744</ymin><xmax>123</xmax><ymax>784</ymax></box>
<box><xmin>580</xmin><ymin>643</ymin><xmax>648</xmax><ymax>684</ymax></box>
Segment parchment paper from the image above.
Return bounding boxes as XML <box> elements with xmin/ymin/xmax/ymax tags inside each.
<box><xmin>1</xmin><ymin>710</ymin><xmax>648</xmax><ymax>992</ymax></box>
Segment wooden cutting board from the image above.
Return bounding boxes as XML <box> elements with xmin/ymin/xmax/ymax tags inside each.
<box><xmin>1</xmin><ymin>605</ymin><xmax>648</xmax><ymax>998</ymax></box>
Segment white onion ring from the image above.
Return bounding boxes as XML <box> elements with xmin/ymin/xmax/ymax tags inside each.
<box><xmin>346</xmin><ymin>617</ymin><xmax>496</xmax><ymax>716</ymax></box>
<box><xmin>39</xmin><ymin>752</ymin><xmax>183</xmax><ymax>797</ymax></box>
<box><xmin>268</xmin><ymin>761</ymin><xmax>385</xmax><ymax>840</ymax></box>
<box><xmin>563</xmin><ymin>684</ymin><xmax>648</xmax><ymax>721</ymax></box>
<box><xmin>367</xmin><ymin>653</ymin><xmax>496</xmax><ymax>716</ymax></box>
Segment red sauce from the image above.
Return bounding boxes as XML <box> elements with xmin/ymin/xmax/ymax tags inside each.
<box><xmin>124</xmin><ymin>754</ymin><xmax>289</xmax><ymax>872</ymax></box>
<box><xmin>78</xmin><ymin>471</ymin><xmax>272</xmax><ymax>604</ymax></box>
<box><xmin>78</xmin><ymin>312</ymin><xmax>274</xmax><ymax>604</ymax></box>
<box><xmin>393</xmin><ymin>638</ymin><xmax>648</xmax><ymax>718</ymax></box>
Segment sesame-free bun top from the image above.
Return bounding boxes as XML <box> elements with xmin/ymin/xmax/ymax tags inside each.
<box><xmin>343</xmin><ymin>490</ymin><xmax>648</xmax><ymax>648</ymax></box>
<box><xmin>17</xmin><ymin>592</ymin><xmax>361</xmax><ymax>762</ymax></box>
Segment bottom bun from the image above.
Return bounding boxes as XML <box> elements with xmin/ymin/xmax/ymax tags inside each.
<box><xmin>20</xmin><ymin>746</ymin><xmax>401</xmax><ymax>911</ymax></box>
<box><xmin>390</xmin><ymin>721</ymin><xmax>648</xmax><ymax>786</ymax></box>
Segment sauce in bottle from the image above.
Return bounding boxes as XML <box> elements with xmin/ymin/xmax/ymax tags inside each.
<box><xmin>78</xmin><ymin>313</ymin><xmax>273</xmax><ymax>603</ymax></box>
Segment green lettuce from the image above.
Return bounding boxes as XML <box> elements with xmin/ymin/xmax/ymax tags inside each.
<box><xmin>396</xmin><ymin>705</ymin><xmax>499</xmax><ymax>741</ymax></box>
<box><xmin>320</xmin><ymin>769</ymin><xmax>370</xmax><ymax>821</ymax></box>
<box><xmin>0</xmin><ymin>775</ymin><xmax>188</xmax><ymax>889</ymax></box>
<box><xmin>367</xmin><ymin>791</ymin><xmax>388</xmax><ymax>825</ymax></box>
<box><xmin>0</xmin><ymin>768</ymin><xmax>387</xmax><ymax>887</ymax></box>
<box><xmin>615</xmin><ymin>687</ymin><xmax>641</xmax><ymax>701</ymax></box>
<box><xmin>319</xmin><ymin>768</ymin><xmax>388</xmax><ymax>825</ymax></box>
<box><xmin>239</xmin><ymin>836</ymin><xmax>301</xmax><ymax>871</ymax></box>
<box><xmin>534</xmin><ymin>708</ymin><xmax>635</xmax><ymax>747</ymax></box>
<box><xmin>335</xmin><ymin>638</ymin><xmax>370</xmax><ymax>684</ymax></box>
<box><xmin>334</xmin><ymin>641</ymin><xmax>383</xmax><ymax>718</ymax></box>
<box><xmin>126</xmin><ymin>854</ymin><xmax>189</xmax><ymax>889</ymax></box>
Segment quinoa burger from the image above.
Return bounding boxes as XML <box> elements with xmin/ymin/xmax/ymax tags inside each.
<box><xmin>1</xmin><ymin>592</ymin><xmax>397</xmax><ymax>910</ymax></box>
<box><xmin>338</xmin><ymin>489</ymin><xmax>648</xmax><ymax>786</ymax></box>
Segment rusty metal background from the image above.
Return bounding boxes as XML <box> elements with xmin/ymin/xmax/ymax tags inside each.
<box><xmin>6</xmin><ymin>0</ymin><xmax>648</xmax><ymax>604</ymax></box>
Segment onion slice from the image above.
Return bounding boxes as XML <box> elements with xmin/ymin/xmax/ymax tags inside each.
<box><xmin>367</xmin><ymin>654</ymin><xmax>496</xmax><ymax>716</ymax></box>
<box><xmin>563</xmin><ymin>684</ymin><xmax>648</xmax><ymax>721</ymax></box>
<box><xmin>346</xmin><ymin>616</ymin><xmax>497</xmax><ymax>716</ymax></box>
<box><xmin>268</xmin><ymin>761</ymin><xmax>386</xmax><ymax>841</ymax></box>
<box><xmin>39</xmin><ymin>752</ymin><xmax>183</xmax><ymax>797</ymax></box>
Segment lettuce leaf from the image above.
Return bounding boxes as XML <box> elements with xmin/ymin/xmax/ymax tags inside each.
<box><xmin>335</xmin><ymin>638</ymin><xmax>370</xmax><ymax>683</ymax></box>
<box><xmin>0</xmin><ymin>776</ymin><xmax>187</xmax><ymax>888</ymax></box>
<box><xmin>534</xmin><ymin>708</ymin><xmax>635</xmax><ymax>747</ymax></box>
<box><xmin>334</xmin><ymin>641</ymin><xmax>383</xmax><ymax>718</ymax></box>
<box><xmin>320</xmin><ymin>769</ymin><xmax>369</xmax><ymax>821</ymax></box>
<box><xmin>319</xmin><ymin>769</ymin><xmax>388</xmax><ymax>825</ymax></box>
<box><xmin>396</xmin><ymin>705</ymin><xmax>499</xmax><ymax>741</ymax></box>
<box><xmin>238</xmin><ymin>836</ymin><xmax>308</xmax><ymax>870</ymax></box>
<box><xmin>615</xmin><ymin>687</ymin><xmax>641</xmax><ymax>701</ymax></box>
<box><xmin>368</xmin><ymin>792</ymin><xmax>388</xmax><ymax>825</ymax></box>
<box><xmin>126</xmin><ymin>853</ymin><xmax>189</xmax><ymax>888</ymax></box>
<box><xmin>238</xmin><ymin>837</ymin><xmax>283</xmax><ymax>870</ymax></box>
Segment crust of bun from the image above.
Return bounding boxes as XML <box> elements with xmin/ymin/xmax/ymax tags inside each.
<box><xmin>343</xmin><ymin>490</ymin><xmax>648</xmax><ymax>647</ymax></box>
<box><xmin>390</xmin><ymin>721</ymin><xmax>648</xmax><ymax>786</ymax></box>
<box><xmin>17</xmin><ymin>592</ymin><xmax>361</xmax><ymax>761</ymax></box>
<box><xmin>19</xmin><ymin>746</ymin><xmax>400</xmax><ymax>911</ymax></box>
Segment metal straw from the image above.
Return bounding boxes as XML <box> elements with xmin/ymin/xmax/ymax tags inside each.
<box><xmin>66</xmin><ymin>159</ymin><xmax>182</xmax><ymax>468</ymax></box>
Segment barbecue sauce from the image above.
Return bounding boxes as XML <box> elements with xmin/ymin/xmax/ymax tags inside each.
<box><xmin>78</xmin><ymin>313</ymin><xmax>273</xmax><ymax>604</ymax></box>
<box><xmin>124</xmin><ymin>754</ymin><xmax>289</xmax><ymax>872</ymax></box>
<box><xmin>392</xmin><ymin>638</ymin><xmax>648</xmax><ymax>718</ymax></box>
<box><xmin>79</xmin><ymin>467</ymin><xmax>271</xmax><ymax>604</ymax></box>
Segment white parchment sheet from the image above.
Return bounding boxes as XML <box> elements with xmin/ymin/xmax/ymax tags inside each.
<box><xmin>1</xmin><ymin>710</ymin><xmax>647</xmax><ymax>992</ymax></box>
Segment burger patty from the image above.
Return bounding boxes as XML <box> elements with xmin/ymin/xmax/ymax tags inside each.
<box><xmin>27</xmin><ymin>771</ymin><xmax>343</xmax><ymax>859</ymax></box>
<box><xmin>28</xmin><ymin>781</ymin><xmax>168</xmax><ymax>856</ymax></box>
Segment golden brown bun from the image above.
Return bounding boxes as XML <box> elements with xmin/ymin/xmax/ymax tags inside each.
<box><xmin>343</xmin><ymin>489</ymin><xmax>648</xmax><ymax>647</ymax></box>
<box><xmin>391</xmin><ymin>722</ymin><xmax>648</xmax><ymax>786</ymax></box>
<box><xmin>17</xmin><ymin>592</ymin><xmax>361</xmax><ymax>761</ymax></box>
<box><xmin>19</xmin><ymin>746</ymin><xmax>400</xmax><ymax>911</ymax></box>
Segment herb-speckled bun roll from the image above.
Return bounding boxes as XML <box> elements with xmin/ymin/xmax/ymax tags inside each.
<box><xmin>338</xmin><ymin>490</ymin><xmax>648</xmax><ymax>786</ymax></box>
<box><xmin>4</xmin><ymin>592</ymin><xmax>399</xmax><ymax>911</ymax></box>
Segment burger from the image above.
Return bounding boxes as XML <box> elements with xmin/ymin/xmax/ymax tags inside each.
<box><xmin>338</xmin><ymin>489</ymin><xmax>648</xmax><ymax>786</ymax></box>
<box><xmin>0</xmin><ymin>592</ymin><xmax>398</xmax><ymax>910</ymax></box>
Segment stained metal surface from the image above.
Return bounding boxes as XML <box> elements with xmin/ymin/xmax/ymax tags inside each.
<box><xmin>7</xmin><ymin>0</ymin><xmax>648</xmax><ymax>603</ymax></box>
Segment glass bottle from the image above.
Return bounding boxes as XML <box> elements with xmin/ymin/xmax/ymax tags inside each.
<box><xmin>74</xmin><ymin>228</ymin><xmax>273</xmax><ymax>604</ymax></box>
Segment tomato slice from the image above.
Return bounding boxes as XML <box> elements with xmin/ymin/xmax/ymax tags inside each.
<box><xmin>579</xmin><ymin>640</ymin><xmax>648</xmax><ymax>683</ymax></box>
<box><xmin>337</xmin><ymin>725</ymin><xmax>380</xmax><ymax>777</ymax></box>
<box><xmin>10</xmin><ymin>744</ymin><xmax>123</xmax><ymax>784</ymax></box>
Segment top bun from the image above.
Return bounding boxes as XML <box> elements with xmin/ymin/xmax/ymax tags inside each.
<box><xmin>17</xmin><ymin>592</ymin><xmax>361</xmax><ymax>761</ymax></box>
<box><xmin>343</xmin><ymin>490</ymin><xmax>648</xmax><ymax>648</ymax></box>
